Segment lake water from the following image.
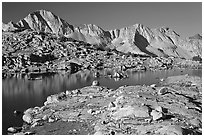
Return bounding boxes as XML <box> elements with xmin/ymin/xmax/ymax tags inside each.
<box><xmin>2</xmin><ymin>68</ymin><xmax>202</xmax><ymax>134</ymax></box>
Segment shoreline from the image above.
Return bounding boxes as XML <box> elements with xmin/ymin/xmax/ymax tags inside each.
<box><xmin>2</xmin><ymin>62</ymin><xmax>202</xmax><ymax>80</ymax></box>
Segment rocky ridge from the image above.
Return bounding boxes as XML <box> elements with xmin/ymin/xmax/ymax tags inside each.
<box><xmin>2</xmin><ymin>9</ymin><xmax>202</xmax><ymax>59</ymax></box>
<box><xmin>2</xmin><ymin>10</ymin><xmax>202</xmax><ymax>78</ymax></box>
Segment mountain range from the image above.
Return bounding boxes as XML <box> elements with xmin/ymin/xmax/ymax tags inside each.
<box><xmin>2</xmin><ymin>9</ymin><xmax>202</xmax><ymax>59</ymax></box>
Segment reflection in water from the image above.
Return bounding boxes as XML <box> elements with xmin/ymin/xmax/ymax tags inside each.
<box><xmin>3</xmin><ymin>70</ymin><xmax>93</xmax><ymax>99</ymax></box>
<box><xmin>2</xmin><ymin>69</ymin><xmax>202</xmax><ymax>134</ymax></box>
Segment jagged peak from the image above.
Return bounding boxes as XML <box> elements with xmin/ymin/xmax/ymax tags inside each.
<box><xmin>30</xmin><ymin>9</ymin><xmax>54</xmax><ymax>15</ymax></box>
<box><xmin>25</xmin><ymin>9</ymin><xmax>59</xmax><ymax>21</ymax></box>
<box><xmin>12</xmin><ymin>9</ymin><xmax>75</xmax><ymax>35</ymax></box>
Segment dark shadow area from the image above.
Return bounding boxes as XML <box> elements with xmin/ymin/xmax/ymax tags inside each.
<box><xmin>18</xmin><ymin>19</ymin><xmax>31</xmax><ymax>29</ymax></box>
<box><xmin>192</xmin><ymin>56</ymin><xmax>202</xmax><ymax>63</ymax></box>
<box><xmin>163</xmin><ymin>114</ymin><xmax>175</xmax><ymax>120</ymax></box>
<box><xmin>34</xmin><ymin>12</ymin><xmax>52</xmax><ymax>31</ymax></box>
<box><xmin>134</xmin><ymin>32</ymin><xmax>157</xmax><ymax>57</ymax></box>
<box><xmin>30</xmin><ymin>54</ymin><xmax>57</xmax><ymax>63</ymax></box>
<box><xmin>174</xmin><ymin>92</ymin><xmax>202</xmax><ymax>108</ymax></box>
<box><xmin>182</xmin><ymin>128</ymin><xmax>202</xmax><ymax>135</ymax></box>
<box><xmin>104</xmin><ymin>31</ymin><xmax>112</xmax><ymax>39</ymax></box>
<box><xmin>70</xmin><ymin>63</ymin><xmax>82</xmax><ymax>74</ymax></box>
<box><xmin>11</xmin><ymin>20</ymin><xmax>32</xmax><ymax>33</ymax></box>
<box><xmin>162</xmin><ymin>107</ymin><xmax>168</xmax><ymax>113</ymax></box>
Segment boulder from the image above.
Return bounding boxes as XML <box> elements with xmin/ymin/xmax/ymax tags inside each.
<box><xmin>92</xmin><ymin>80</ymin><xmax>100</xmax><ymax>86</ymax></box>
<box><xmin>22</xmin><ymin>114</ymin><xmax>33</xmax><ymax>124</ymax></box>
<box><xmin>158</xmin><ymin>87</ymin><xmax>169</xmax><ymax>95</ymax></box>
<box><xmin>44</xmin><ymin>95</ymin><xmax>59</xmax><ymax>105</ymax></box>
<box><xmin>13</xmin><ymin>110</ymin><xmax>21</xmax><ymax>115</ymax></box>
<box><xmin>42</xmin><ymin>115</ymin><xmax>48</xmax><ymax>121</ymax></box>
<box><xmin>65</xmin><ymin>90</ymin><xmax>70</xmax><ymax>95</ymax></box>
<box><xmin>48</xmin><ymin>118</ymin><xmax>55</xmax><ymax>123</ymax></box>
<box><xmin>7</xmin><ymin>127</ymin><xmax>17</xmax><ymax>133</ymax></box>
<box><xmin>150</xmin><ymin>110</ymin><xmax>163</xmax><ymax>121</ymax></box>
<box><xmin>150</xmin><ymin>84</ymin><xmax>156</xmax><ymax>88</ymax></box>
<box><xmin>72</xmin><ymin>89</ymin><xmax>81</xmax><ymax>95</ymax></box>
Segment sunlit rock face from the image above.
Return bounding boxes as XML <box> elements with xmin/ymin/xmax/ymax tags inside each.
<box><xmin>69</xmin><ymin>24</ymin><xmax>112</xmax><ymax>45</ymax></box>
<box><xmin>13</xmin><ymin>10</ymin><xmax>74</xmax><ymax>35</ymax></box>
<box><xmin>2</xmin><ymin>10</ymin><xmax>202</xmax><ymax>59</ymax></box>
<box><xmin>108</xmin><ymin>25</ymin><xmax>202</xmax><ymax>59</ymax></box>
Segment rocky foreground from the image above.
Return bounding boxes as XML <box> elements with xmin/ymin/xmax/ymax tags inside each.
<box><xmin>9</xmin><ymin>74</ymin><xmax>202</xmax><ymax>135</ymax></box>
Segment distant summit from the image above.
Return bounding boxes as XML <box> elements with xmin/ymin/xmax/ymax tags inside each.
<box><xmin>2</xmin><ymin>9</ymin><xmax>202</xmax><ymax>59</ymax></box>
<box><xmin>6</xmin><ymin>10</ymin><xmax>74</xmax><ymax>35</ymax></box>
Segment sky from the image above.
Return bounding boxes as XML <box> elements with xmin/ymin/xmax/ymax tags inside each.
<box><xmin>2</xmin><ymin>2</ymin><xmax>202</xmax><ymax>38</ymax></box>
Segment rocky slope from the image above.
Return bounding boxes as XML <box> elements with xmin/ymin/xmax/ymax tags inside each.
<box><xmin>2</xmin><ymin>28</ymin><xmax>201</xmax><ymax>78</ymax></box>
<box><xmin>2</xmin><ymin>10</ymin><xmax>202</xmax><ymax>59</ymax></box>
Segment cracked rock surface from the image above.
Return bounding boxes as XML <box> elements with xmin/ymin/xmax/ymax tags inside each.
<box><xmin>15</xmin><ymin>74</ymin><xmax>202</xmax><ymax>135</ymax></box>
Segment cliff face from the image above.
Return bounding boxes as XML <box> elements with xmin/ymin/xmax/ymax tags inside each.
<box><xmin>2</xmin><ymin>10</ymin><xmax>202</xmax><ymax>59</ymax></box>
